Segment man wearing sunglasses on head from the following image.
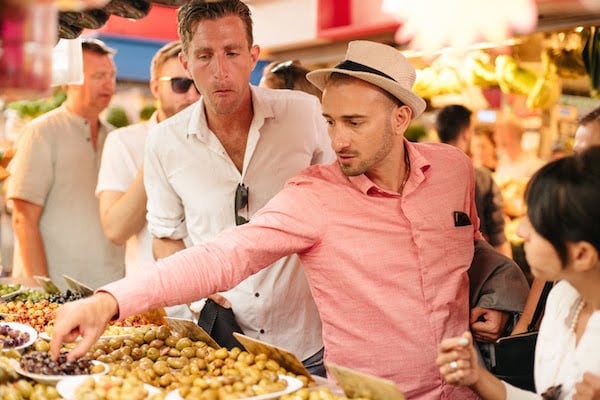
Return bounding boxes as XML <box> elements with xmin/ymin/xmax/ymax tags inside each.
<box><xmin>95</xmin><ymin>41</ymin><xmax>200</xmax><ymax>319</ymax></box>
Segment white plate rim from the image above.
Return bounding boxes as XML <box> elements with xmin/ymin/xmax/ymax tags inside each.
<box><xmin>14</xmin><ymin>360</ymin><xmax>108</xmax><ymax>385</ymax></box>
<box><xmin>57</xmin><ymin>375</ymin><xmax>161</xmax><ymax>400</ymax></box>
<box><xmin>165</xmin><ymin>374</ymin><xmax>303</xmax><ymax>400</ymax></box>
<box><xmin>0</xmin><ymin>322</ymin><xmax>38</xmax><ymax>351</ymax></box>
<box><xmin>0</xmin><ymin>285</ymin><xmax>24</xmax><ymax>301</ymax></box>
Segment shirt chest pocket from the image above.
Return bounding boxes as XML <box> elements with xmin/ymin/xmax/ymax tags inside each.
<box><xmin>416</xmin><ymin>221</ymin><xmax>474</xmax><ymax>278</ymax></box>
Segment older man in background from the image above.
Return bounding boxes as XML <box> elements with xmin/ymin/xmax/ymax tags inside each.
<box><xmin>7</xmin><ymin>38</ymin><xmax>124</xmax><ymax>290</ymax></box>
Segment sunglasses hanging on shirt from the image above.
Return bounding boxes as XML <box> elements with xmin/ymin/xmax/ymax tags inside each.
<box><xmin>159</xmin><ymin>76</ymin><xmax>199</xmax><ymax>94</ymax></box>
<box><xmin>235</xmin><ymin>183</ymin><xmax>249</xmax><ymax>226</ymax></box>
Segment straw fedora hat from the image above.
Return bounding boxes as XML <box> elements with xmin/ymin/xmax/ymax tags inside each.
<box><xmin>307</xmin><ymin>40</ymin><xmax>426</xmax><ymax>119</ymax></box>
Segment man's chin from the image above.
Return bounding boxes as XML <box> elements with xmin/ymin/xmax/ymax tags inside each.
<box><xmin>339</xmin><ymin>163</ymin><xmax>362</xmax><ymax>177</ymax></box>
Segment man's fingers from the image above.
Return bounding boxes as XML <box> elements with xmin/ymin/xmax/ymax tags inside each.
<box><xmin>67</xmin><ymin>334</ymin><xmax>98</xmax><ymax>362</ymax></box>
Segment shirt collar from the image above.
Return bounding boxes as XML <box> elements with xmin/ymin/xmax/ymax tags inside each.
<box><xmin>347</xmin><ymin>139</ymin><xmax>431</xmax><ymax>195</ymax></box>
<box><xmin>185</xmin><ymin>85</ymin><xmax>272</xmax><ymax>141</ymax></box>
<box><xmin>59</xmin><ymin>104</ymin><xmax>112</xmax><ymax>134</ymax></box>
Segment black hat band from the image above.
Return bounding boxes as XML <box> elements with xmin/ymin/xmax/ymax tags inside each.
<box><xmin>334</xmin><ymin>60</ymin><xmax>396</xmax><ymax>83</ymax></box>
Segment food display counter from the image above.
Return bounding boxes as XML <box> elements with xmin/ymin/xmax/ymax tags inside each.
<box><xmin>0</xmin><ymin>280</ymin><xmax>388</xmax><ymax>400</ymax></box>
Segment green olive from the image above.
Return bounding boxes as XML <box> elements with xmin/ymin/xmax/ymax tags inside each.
<box><xmin>146</xmin><ymin>347</ymin><xmax>160</xmax><ymax>361</ymax></box>
<box><xmin>175</xmin><ymin>337</ymin><xmax>193</xmax><ymax>351</ymax></box>
<box><xmin>144</xmin><ymin>329</ymin><xmax>156</xmax><ymax>343</ymax></box>
<box><xmin>152</xmin><ymin>360</ymin><xmax>169</xmax><ymax>376</ymax></box>
<box><xmin>15</xmin><ymin>380</ymin><xmax>33</xmax><ymax>398</ymax></box>
<box><xmin>33</xmin><ymin>340</ymin><xmax>50</xmax><ymax>353</ymax></box>
<box><xmin>131</xmin><ymin>332</ymin><xmax>145</xmax><ymax>345</ymax></box>
<box><xmin>165</xmin><ymin>333</ymin><xmax>182</xmax><ymax>348</ymax></box>
<box><xmin>149</xmin><ymin>339</ymin><xmax>165</xmax><ymax>349</ymax></box>
<box><xmin>156</xmin><ymin>325</ymin><xmax>171</xmax><ymax>341</ymax></box>
<box><xmin>180</xmin><ymin>347</ymin><xmax>195</xmax><ymax>359</ymax></box>
<box><xmin>131</xmin><ymin>347</ymin><xmax>144</xmax><ymax>361</ymax></box>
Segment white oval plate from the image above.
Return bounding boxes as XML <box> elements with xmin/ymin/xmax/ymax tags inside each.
<box><xmin>57</xmin><ymin>375</ymin><xmax>161</xmax><ymax>400</ymax></box>
<box><xmin>0</xmin><ymin>322</ymin><xmax>37</xmax><ymax>351</ymax></box>
<box><xmin>165</xmin><ymin>375</ymin><xmax>303</xmax><ymax>400</ymax></box>
<box><xmin>14</xmin><ymin>360</ymin><xmax>108</xmax><ymax>386</ymax></box>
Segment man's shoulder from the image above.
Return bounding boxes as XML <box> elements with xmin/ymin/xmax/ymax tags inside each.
<box><xmin>104</xmin><ymin>121</ymin><xmax>150</xmax><ymax>149</ymax></box>
<box><xmin>107</xmin><ymin>121</ymin><xmax>150</xmax><ymax>139</ymax></box>
<box><xmin>24</xmin><ymin>106</ymin><xmax>69</xmax><ymax>130</ymax></box>
<box><xmin>412</xmin><ymin>141</ymin><xmax>472</xmax><ymax>167</ymax></box>
<box><xmin>253</xmin><ymin>86</ymin><xmax>321</xmax><ymax>113</ymax></box>
<box><xmin>289</xmin><ymin>162</ymin><xmax>342</xmax><ymax>185</ymax></box>
<box><xmin>147</xmin><ymin>105</ymin><xmax>196</xmax><ymax>142</ymax></box>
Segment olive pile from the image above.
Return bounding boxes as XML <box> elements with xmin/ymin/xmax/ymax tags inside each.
<box><xmin>74</xmin><ymin>376</ymin><xmax>159</xmax><ymax>400</ymax></box>
<box><xmin>20</xmin><ymin>352</ymin><xmax>102</xmax><ymax>376</ymax></box>
<box><xmin>0</xmin><ymin>284</ymin><xmax>21</xmax><ymax>297</ymax></box>
<box><xmin>280</xmin><ymin>388</ymin><xmax>371</xmax><ymax>400</ymax></box>
<box><xmin>11</xmin><ymin>289</ymin><xmax>48</xmax><ymax>303</ymax></box>
<box><xmin>0</xmin><ymin>300</ymin><xmax>59</xmax><ymax>333</ymax></box>
<box><xmin>46</xmin><ymin>289</ymin><xmax>85</xmax><ymax>304</ymax></box>
<box><xmin>0</xmin><ymin>379</ymin><xmax>60</xmax><ymax>400</ymax></box>
<box><xmin>0</xmin><ymin>324</ymin><xmax>31</xmax><ymax>349</ymax></box>
<box><xmin>85</xmin><ymin>325</ymin><xmax>307</xmax><ymax>397</ymax></box>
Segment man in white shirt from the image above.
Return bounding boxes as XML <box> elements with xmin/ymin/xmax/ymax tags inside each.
<box><xmin>144</xmin><ymin>0</ymin><xmax>333</xmax><ymax>375</ymax></box>
<box><xmin>96</xmin><ymin>41</ymin><xmax>200</xmax><ymax>318</ymax></box>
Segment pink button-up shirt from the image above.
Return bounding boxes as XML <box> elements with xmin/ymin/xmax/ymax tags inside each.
<box><xmin>103</xmin><ymin>140</ymin><xmax>481</xmax><ymax>400</ymax></box>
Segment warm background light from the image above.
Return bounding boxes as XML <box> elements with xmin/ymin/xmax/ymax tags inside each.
<box><xmin>382</xmin><ymin>0</ymin><xmax>538</xmax><ymax>52</ymax></box>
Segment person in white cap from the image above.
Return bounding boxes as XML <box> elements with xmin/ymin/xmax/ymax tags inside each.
<box><xmin>50</xmin><ymin>40</ymin><xmax>484</xmax><ymax>399</ymax></box>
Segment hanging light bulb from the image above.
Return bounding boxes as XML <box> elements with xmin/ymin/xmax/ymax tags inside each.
<box><xmin>382</xmin><ymin>0</ymin><xmax>538</xmax><ymax>53</ymax></box>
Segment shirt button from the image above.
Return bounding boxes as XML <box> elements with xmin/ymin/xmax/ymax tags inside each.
<box><xmin>254</xmin><ymin>292</ymin><xmax>260</xmax><ymax>298</ymax></box>
<box><xmin>259</xmin><ymin>329</ymin><xmax>264</xmax><ymax>334</ymax></box>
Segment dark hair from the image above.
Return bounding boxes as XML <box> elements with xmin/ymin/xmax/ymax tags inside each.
<box><xmin>262</xmin><ymin>60</ymin><xmax>322</xmax><ymax>98</ymax></box>
<box><xmin>525</xmin><ymin>146</ymin><xmax>600</xmax><ymax>265</ymax></box>
<box><xmin>435</xmin><ymin>104</ymin><xmax>472</xmax><ymax>144</ymax></box>
<box><xmin>150</xmin><ymin>41</ymin><xmax>183</xmax><ymax>80</ymax></box>
<box><xmin>81</xmin><ymin>37</ymin><xmax>116</xmax><ymax>56</ymax></box>
<box><xmin>578</xmin><ymin>104</ymin><xmax>600</xmax><ymax>125</ymax></box>
<box><xmin>177</xmin><ymin>0</ymin><xmax>253</xmax><ymax>55</ymax></box>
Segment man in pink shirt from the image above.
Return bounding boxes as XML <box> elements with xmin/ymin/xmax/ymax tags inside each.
<box><xmin>51</xmin><ymin>40</ymin><xmax>482</xmax><ymax>399</ymax></box>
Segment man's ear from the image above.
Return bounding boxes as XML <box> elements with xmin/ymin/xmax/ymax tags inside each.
<box><xmin>179</xmin><ymin>51</ymin><xmax>189</xmax><ymax>73</ymax></box>
<box><xmin>569</xmin><ymin>241</ymin><xmax>599</xmax><ymax>272</ymax></box>
<box><xmin>394</xmin><ymin>105</ymin><xmax>412</xmax><ymax>135</ymax></box>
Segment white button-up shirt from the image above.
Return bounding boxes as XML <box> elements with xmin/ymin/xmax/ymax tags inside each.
<box><xmin>144</xmin><ymin>85</ymin><xmax>334</xmax><ymax>360</ymax></box>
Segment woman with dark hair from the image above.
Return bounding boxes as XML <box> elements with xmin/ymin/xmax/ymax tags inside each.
<box><xmin>437</xmin><ymin>146</ymin><xmax>600</xmax><ymax>400</ymax></box>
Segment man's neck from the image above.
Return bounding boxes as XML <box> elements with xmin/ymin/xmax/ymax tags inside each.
<box><xmin>65</xmin><ymin>101</ymin><xmax>99</xmax><ymax>127</ymax></box>
<box><xmin>65</xmin><ymin>102</ymin><xmax>101</xmax><ymax>150</ymax></box>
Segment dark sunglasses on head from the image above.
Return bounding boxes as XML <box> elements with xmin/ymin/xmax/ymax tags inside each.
<box><xmin>270</xmin><ymin>60</ymin><xmax>295</xmax><ymax>90</ymax></box>
<box><xmin>235</xmin><ymin>183</ymin><xmax>249</xmax><ymax>226</ymax></box>
<box><xmin>159</xmin><ymin>76</ymin><xmax>199</xmax><ymax>94</ymax></box>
